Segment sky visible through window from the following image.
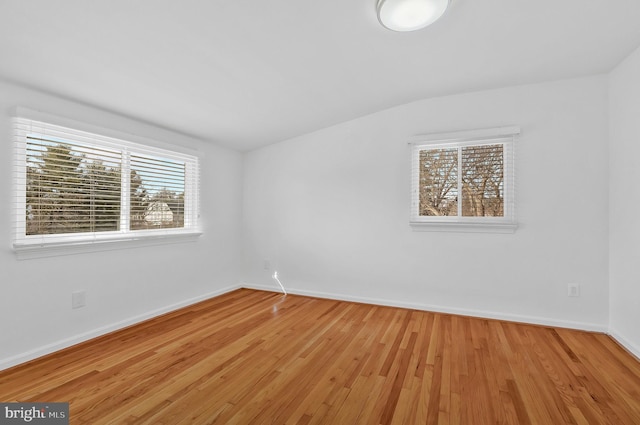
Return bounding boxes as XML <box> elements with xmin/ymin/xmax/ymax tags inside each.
<box><xmin>25</xmin><ymin>134</ymin><xmax>186</xmax><ymax>234</ymax></box>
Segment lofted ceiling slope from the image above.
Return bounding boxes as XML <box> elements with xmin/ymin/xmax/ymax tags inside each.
<box><xmin>1</xmin><ymin>0</ymin><xmax>640</xmax><ymax>151</ymax></box>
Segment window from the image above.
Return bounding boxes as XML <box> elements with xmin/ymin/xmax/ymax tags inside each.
<box><xmin>13</xmin><ymin>115</ymin><xmax>201</xmax><ymax>256</ymax></box>
<box><xmin>410</xmin><ymin>127</ymin><xmax>518</xmax><ymax>232</ymax></box>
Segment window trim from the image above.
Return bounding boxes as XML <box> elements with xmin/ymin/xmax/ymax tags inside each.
<box><xmin>13</xmin><ymin>109</ymin><xmax>202</xmax><ymax>258</ymax></box>
<box><xmin>409</xmin><ymin>126</ymin><xmax>519</xmax><ymax>233</ymax></box>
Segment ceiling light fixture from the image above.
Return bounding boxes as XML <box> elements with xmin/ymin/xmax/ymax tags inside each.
<box><xmin>377</xmin><ymin>0</ymin><xmax>450</xmax><ymax>32</ymax></box>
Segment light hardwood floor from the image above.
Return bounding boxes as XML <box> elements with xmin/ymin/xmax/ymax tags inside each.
<box><xmin>1</xmin><ymin>289</ymin><xmax>639</xmax><ymax>424</ymax></box>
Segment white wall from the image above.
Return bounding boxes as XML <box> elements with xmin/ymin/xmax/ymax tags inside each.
<box><xmin>609</xmin><ymin>45</ymin><xmax>640</xmax><ymax>358</ymax></box>
<box><xmin>4</xmin><ymin>55</ymin><xmax>636</xmax><ymax>370</ymax></box>
<box><xmin>243</xmin><ymin>76</ymin><xmax>610</xmax><ymax>330</ymax></box>
<box><xmin>0</xmin><ymin>81</ymin><xmax>244</xmax><ymax>369</ymax></box>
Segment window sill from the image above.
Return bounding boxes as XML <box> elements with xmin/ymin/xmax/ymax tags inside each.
<box><xmin>410</xmin><ymin>221</ymin><xmax>517</xmax><ymax>234</ymax></box>
<box><xmin>13</xmin><ymin>231</ymin><xmax>203</xmax><ymax>260</ymax></box>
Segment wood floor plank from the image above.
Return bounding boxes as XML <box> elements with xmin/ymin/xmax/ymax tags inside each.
<box><xmin>1</xmin><ymin>288</ymin><xmax>639</xmax><ymax>424</ymax></box>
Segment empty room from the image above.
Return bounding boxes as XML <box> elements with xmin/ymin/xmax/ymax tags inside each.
<box><xmin>1</xmin><ymin>0</ymin><xmax>640</xmax><ymax>424</ymax></box>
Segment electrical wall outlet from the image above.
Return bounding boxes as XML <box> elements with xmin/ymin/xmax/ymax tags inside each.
<box><xmin>72</xmin><ymin>291</ymin><xmax>86</xmax><ymax>309</ymax></box>
<box><xmin>568</xmin><ymin>283</ymin><xmax>580</xmax><ymax>297</ymax></box>
<box><xmin>263</xmin><ymin>260</ymin><xmax>271</xmax><ymax>270</ymax></box>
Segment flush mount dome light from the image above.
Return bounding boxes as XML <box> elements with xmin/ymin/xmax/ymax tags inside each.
<box><xmin>377</xmin><ymin>0</ymin><xmax>450</xmax><ymax>32</ymax></box>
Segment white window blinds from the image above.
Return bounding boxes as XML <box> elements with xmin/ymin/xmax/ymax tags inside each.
<box><xmin>13</xmin><ymin>116</ymin><xmax>201</xmax><ymax>253</ymax></box>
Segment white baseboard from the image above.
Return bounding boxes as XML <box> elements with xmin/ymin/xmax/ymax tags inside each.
<box><xmin>0</xmin><ymin>284</ymin><xmax>242</xmax><ymax>372</ymax></box>
<box><xmin>2</xmin><ymin>283</ymin><xmax>619</xmax><ymax>372</ymax></box>
<box><xmin>241</xmin><ymin>282</ymin><xmax>609</xmax><ymax>333</ymax></box>
<box><xmin>608</xmin><ymin>329</ymin><xmax>640</xmax><ymax>361</ymax></box>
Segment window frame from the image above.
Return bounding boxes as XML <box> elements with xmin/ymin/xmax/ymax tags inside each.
<box><xmin>409</xmin><ymin>126</ymin><xmax>519</xmax><ymax>233</ymax></box>
<box><xmin>13</xmin><ymin>111</ymin><xmax>202</xmax><ymax>258</ymax></box>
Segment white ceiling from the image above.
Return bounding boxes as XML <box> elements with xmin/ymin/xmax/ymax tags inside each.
<box><xmin>1</xmin><ymin>1</ymin><xmax>640</xmax><ymax>151</ymax></box>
